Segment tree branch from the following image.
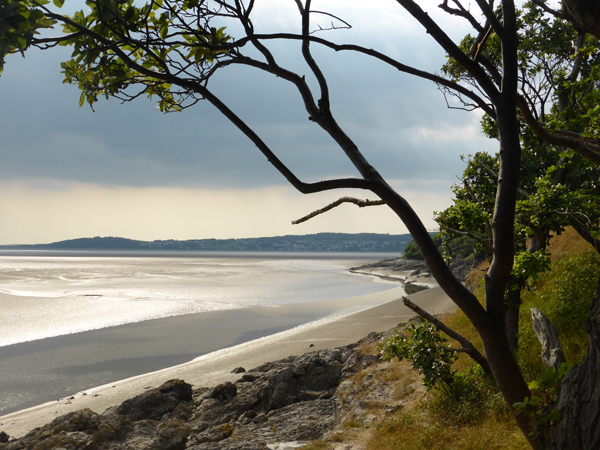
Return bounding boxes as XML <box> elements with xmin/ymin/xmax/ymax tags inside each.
<box><xmin>299</xmin><ymin>0</ymin><xmax>331</xmax><ymax>117</ymax></box>
<box><xmin>245</xmin><ymin>33</ymin><xmax>496</xmax><ymax>118</ymax></box>
<box><xmin>292</xmin><ymin>196</ymin><xmax>385</xmax><ymax>225</ymax></box>
<box><xmin>41</xmin><ymin>12</ymin><xmax>380</xmax><ymax>197</ymax></box>
<box><xmin>472</xmin><ymin>0</ymin><xmax>504</xmax><ymax>39</ymax></box>
<box><xmin>395</xmin><ymin>0</ymin><xmax>501</xmax><ymax>104</ymax></box>
<box><xmin>438</xmin><ymin>0</ymin><xmax>485</xmax><ymax>32</ymax></box>
<box><xmin>516</xmin><ymin>96</ymin><xmax>600</xmax><ymax>164</ymax></box>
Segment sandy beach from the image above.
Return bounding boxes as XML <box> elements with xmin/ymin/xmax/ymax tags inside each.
<box><xmin>0</xmin><ymin>283</ymin><xmax>453</xmax><ymax>439</ymax></box>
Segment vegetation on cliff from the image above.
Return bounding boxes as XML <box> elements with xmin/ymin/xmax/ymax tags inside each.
<box><xmin>370</xmin><ymin>228</ymin><xmax>599</xmax><ymax>450</ymax></box>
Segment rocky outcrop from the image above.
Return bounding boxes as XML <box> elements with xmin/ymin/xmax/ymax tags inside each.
<box><xmin>352</xmin><ymin>256</ymin><xmax>476</xmax><ymax>283</ymax></box>
<box><xmin>0</xmin><ymin>334</ymin><xmax>389</xmax><ymax>450</ymax></box>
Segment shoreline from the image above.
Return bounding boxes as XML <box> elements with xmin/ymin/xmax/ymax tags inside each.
<box><xmin>0</xmin><ymin>284</ymin><xmax>454</xmax><ymax>439</ymax></box>
<box><xmin>0</xmin><ymin>281</ymin><xmax>398</xmax><ymax>416</ymax></box>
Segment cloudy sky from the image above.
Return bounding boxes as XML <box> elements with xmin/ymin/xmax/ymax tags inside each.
<box><xmin>0</xmin><ymin>0</ymin><xmax>496</xmax><ymax>245</ymax></box>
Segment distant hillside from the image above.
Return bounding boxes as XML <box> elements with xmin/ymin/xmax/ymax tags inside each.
<box><xmin>1</xmin><ymin>233</ymin><xmax>414</xmax><ymax>253</ymax></box>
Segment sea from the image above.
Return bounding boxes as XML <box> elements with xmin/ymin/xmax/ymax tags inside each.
<box><xmin>0</xmin><ymin>250</ymin><xmax>402</xmax><ymax>415</ymax></box>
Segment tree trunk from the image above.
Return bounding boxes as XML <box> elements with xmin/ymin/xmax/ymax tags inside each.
<box><xmin>545</xmin><ymin>276</ymin><xmax>600</xmax><ymax>449</ymax></box>
<box><xmin>506</xmin><ymin>286</ymin><xmax>521</xmax><ymax>351</ymax></box>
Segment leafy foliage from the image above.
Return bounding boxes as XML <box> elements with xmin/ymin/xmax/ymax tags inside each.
<box><xmin>1</xmin><ymin>0</ymin><xmax>233</xmax><ymax>110</ymax></box>
<box><xmin>428</xmin><ymin>363</ymin><xmax>505</xmax><ymax>426</ymax></box>
<box><xmin>379</xmin><ymin>321</ymin><xmax>458</xmax><ymax>392</ymax></box>
<box><xmin>402</xmin><ymin>239</ymin><xmax>425</xmax><ymax>261</ymax></box>
<box><xmin>437</xmin><ymin>0</ymin><xmax>600</xmax><ymax>292</ymax></box>
<box><xmin>0</xmin><ymin>0</ymin><xmax>55</xmax><ymax>72</ymax></box>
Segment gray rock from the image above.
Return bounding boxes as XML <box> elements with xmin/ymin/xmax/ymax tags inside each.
<box><xmin>112</xmin><ymin>378</ymin><xmax>193</xmax><ymax>421</ymax></box>
<box><xmin>0</xmin><ymin>340</ymin><xmax>384</xmax><ymax>450</ymax></box>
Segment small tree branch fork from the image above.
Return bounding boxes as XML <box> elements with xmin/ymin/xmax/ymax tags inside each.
<box><xmin>402</xmin><ymin>296</ymin><xmax>493</xmax><ymax>377</ymax></box>
<box><xmin>292</xmin><ymin>196</ymin><xmax>385</xmax><ymax>225</ymax></box>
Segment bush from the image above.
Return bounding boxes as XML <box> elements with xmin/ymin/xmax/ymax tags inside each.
<box><xmin>379</xmin><ymin>320</ymin><xmax>457</xmax><ymax>392</ymax></box>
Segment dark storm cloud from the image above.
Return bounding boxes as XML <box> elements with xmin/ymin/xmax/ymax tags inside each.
<box><xmin>0</xmin><ymin>4</ymin><xmax>495</xmax><ymax>190</ymax></box>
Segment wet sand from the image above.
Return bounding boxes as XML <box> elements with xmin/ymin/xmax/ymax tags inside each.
<box><xmin>0</xmin><ymin>285</ymin><xmax>453</xmax><ymax>438</ymax></box>
<box><xmin>0</xmin><ymin>283</ymin><xmax>401</xmax><ymax>416</ymax></box>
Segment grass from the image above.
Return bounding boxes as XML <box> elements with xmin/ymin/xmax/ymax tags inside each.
<box><xmin>367</xmin><ymin>413</ymin><xmax>529</xmax><ymax>450</ymax></box>
<box><xmin>301</xmin><ymin>441</ymin><xmax>332</xmax><ymax>450</ymax></box>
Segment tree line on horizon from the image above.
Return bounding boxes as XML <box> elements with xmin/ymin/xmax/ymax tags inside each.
<box><xmin>0</xmin><ymin>233</ymin><xmax>414</xmax><ymax>252</ymax></box>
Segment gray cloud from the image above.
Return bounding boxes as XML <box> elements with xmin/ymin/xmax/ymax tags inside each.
<box><xmin>0</xmin><ymin>7</ymin><xmax>496</xmax><ymax>192</ymax></box>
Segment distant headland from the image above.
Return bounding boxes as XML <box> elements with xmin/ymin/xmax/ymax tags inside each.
<box><xmin>0</xmin><ymin>233</ymin><xmax>415</xmax><ymax>253</ymax></box>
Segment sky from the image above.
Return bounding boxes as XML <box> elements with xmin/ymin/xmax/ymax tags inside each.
<box><xmin>0</xmin><ymin>0</ymin><xmax>497</xmax><ymax>245</ymax></box>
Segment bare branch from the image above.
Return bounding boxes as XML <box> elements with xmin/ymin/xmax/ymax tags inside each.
<box><xmin>438</xmin><ymin>0</ymin><xmax>485</xmax><ymax>32</ymax></box>
<box><xmin>246</xmin><ymin>33</ymin><xmax>495</xmax><ymax>118</ymax></box>
<box><xmin>471</xmin><ymin>24</ymin><xmax>493</xmax><ymax>62</ymax></box>
<box><xmin>472</xmin><ymin>0</ymin><xmax>504</xmax><ymax>39</ymax></box>
<box><xmin>292</xmin><ymin>196</ymin><xmax>385</xmax><ymax>225</ymax></box>
<box><xmin>31</xmin><ymin>31</ymin><xmax>86</xmax><ymax>47</ymax></box>
<box><xmin>309</xmin><ymin>10</ymin><xmax>352</xmax><ymax>33</ymax></box>
<box><xmin>300</xmin><ymin>0</ymin><xmax>331</xmax><ymax>116</ymax></box>
<box><xmin>402</xmin><ymin>296</ymin><xmax>493</xmax><ymax>376</ymax></box>
<box><xmin>394</xmin><ymin>0</ymin><xmax>501</xmax><ymax>104</ymax></box>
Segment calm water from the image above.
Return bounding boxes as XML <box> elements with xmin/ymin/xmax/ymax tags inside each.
<box><xmin>0</xmin><ymin>251</ymin><xmax>397</xmax><ymax>347</ymax></box>
<box><xmin>0</xmin><ymin>251</ymin><xmax>400</xmax><ymax>414</ymax></box>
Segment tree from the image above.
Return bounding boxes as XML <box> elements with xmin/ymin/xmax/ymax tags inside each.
<box><xmin>435</xmin><ymin>1</ymin><xmax>600</xmax><ymax>354</ymax></box>
<box><xmin>436</xmin><ymin>147</ymin><xmax>600</xmax><ymax>350</ymax></box>
<box><xmin>2</xmin><ymin>0</ymin><xmax>600</xmax><ymax>447</ymax></box>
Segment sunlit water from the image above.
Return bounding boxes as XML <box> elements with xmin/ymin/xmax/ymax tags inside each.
<box><xmin>0</xmin><ymin>251</ymin><xmax>402</xmax><ymax>415</ymax></box>
<box><xmin>0</xmin><ymin>251</ymin><xmax>397</xmax><ymax>347</ymax></box>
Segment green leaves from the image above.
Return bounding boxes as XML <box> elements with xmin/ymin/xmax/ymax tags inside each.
<box><xmin>511</xmin><ymin>250</ymin><xmax>551</xmax><ymax>287</ymax></box>
<box><xmin>0</xmin><ymin>0</ymin><xmax>57</xmax><ymax>73</ymax></box>
<box><xmin>6</xmin><ymin>0</ymin><xmax>232</xmax><ymax>110</ymax></box>
<box><xmin>379</xmin><ymin>321</ymin><xmax>458</xmax><ymax>391</ymax></box>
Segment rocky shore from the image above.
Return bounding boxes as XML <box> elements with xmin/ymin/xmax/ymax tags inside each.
<box><xmin>351</xmin><ymin>256</ymin><xmax>476</xmax><ymax>284</ymax></box>
<box><xmin>0</xmin><ymin>331</ymin><xmax>415</xmax><ymax>450</ymax></box>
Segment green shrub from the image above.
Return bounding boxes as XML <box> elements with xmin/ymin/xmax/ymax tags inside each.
<box><xmin>379</xmin><ymin>320</ymin><xmax>457</xmax><ymax>392</ymax></box>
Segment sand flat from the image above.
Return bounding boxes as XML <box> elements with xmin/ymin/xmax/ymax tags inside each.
<box><xmin>0</xmin><ymin>285</ymin><xmax>453</xmax><ymax>438</ymax></box>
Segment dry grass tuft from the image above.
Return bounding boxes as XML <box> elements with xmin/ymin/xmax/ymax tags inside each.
<box><xmin>366</xmin><ymin>411</ymin><xmax>529</xmax><ymax>450</ymax></box>
<box><xmin>547</xmin><ymin>227</ymin><xmax>591</xmax><ymax>260</ymax></box>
